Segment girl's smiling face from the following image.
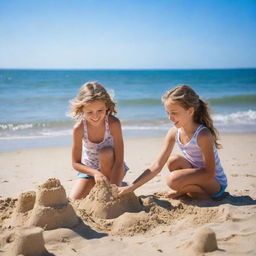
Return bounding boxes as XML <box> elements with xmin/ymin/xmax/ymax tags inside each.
<box><xmin>82</xmin><ymin>100</ymin><xmax>107</xmax><ymax>126</ymax></box>
<box><xmin>164</xmin><ymin>99</ymin><xmax>194</xmax><ymax>128</ymax></box>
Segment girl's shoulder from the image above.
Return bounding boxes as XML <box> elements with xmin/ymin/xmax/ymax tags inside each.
<box><xmin>197</xmin><ymin>126</ymin><xmax>214</xmax><ymax>146</ymax></box>
<box><xmin>197</xmin><ymin>126</ymin><xmax>212</xmax><ymax>138</ymax></box>
<box><xmin>108</xmin><ymin>115</ymin><xmax>121</xmax><ymax>127</ymax></box>
<box><xmin>73</xmin><ymin>120</ymin><xmax>84</xmax><ymax>137</ymax></box>
<box><xmin>108</xmin><ymin>115</ymin><xmax>122</xmax><ymax>138</ymax></box>
<box><xmin>166</xmin><ymin>126</ymin><xmax>178</xmax><ymax>141</ymax></box>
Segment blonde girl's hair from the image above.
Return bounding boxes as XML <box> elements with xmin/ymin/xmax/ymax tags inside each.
<box><xmin>70</xmin><ymin>81</ymin><xmax>117</xmax><ymax>120</ymax></box>
<box><xmin>162</xmin><ymin>84</ymin><xmax>222</xmax><ymax>149</ymax></box>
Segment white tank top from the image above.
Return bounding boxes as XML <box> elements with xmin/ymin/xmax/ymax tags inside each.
<box><xmin>176</xmin><ymin>125</ymin><xmax>227</xmax><ymax>185</ymax></box>
<box><xmin>81</xmin><ymin>116</ymin><xmax>114</xmax><ymax>170</ymax></box>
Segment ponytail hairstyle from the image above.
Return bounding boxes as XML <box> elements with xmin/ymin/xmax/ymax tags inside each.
<box><xmin>162</xmin><ymin>84</ymin><xmax>222</xmax><ymax>149</ymax></box>
<box><xmin>69</xmin><ymin>81</ymin><xmax>117</xmax><ymax>120</ymax></box>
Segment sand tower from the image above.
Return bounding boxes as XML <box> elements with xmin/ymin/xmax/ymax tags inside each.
<box><xmin>6</xmin><ymin>191</ymin><xmax>36</xmax><ymax>228</ymax></box>
<box><xmin>192</xmin><ymin>226</ymin><xmax>218</xmax><ymax>253</ymax></box>
<box><xmin>28</xmin><ymin>178</ymin><xmax>79</xmax><ymax>230</ymax></box>
<box><xmin>9</xmin><ymin>227</ymin><xmax>47</xmax><ymax>256</ymax></box>
<box><xmin>79</xmin><ymin>180</ymin><xmax>143</xmax><ymax>219</ymax></box>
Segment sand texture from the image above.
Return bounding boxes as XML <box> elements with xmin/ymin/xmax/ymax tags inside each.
<box><xmin>0</xmin><ymin>135</ymin><xmax>256</xmax><ymax>255</ymax></box>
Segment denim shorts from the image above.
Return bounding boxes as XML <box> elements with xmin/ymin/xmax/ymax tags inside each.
<box><xmin>77</xmin><ymin>164</ymin><xmax>129</xmax><ymax>179</ymax></box>
<box><xmin>211</xmin><ymin>184</ymin><xmax>227</xmax><ymax>199</ymax></box>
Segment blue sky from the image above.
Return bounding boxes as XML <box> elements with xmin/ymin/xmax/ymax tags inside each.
<box><xmin>0</xmin><ymin>0</ymin><xmax>256</xmax><ymax>69</ymax></box>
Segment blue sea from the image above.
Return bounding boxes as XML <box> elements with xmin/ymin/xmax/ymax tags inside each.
<box><xmin>0</xmin><ymin>69</ymin><xmax>256</xmax><ymax>152</ymax></box>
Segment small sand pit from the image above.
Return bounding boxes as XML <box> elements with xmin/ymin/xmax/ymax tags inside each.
<box><xmin>9</xmin><ymin>227</ymin><xmax>47</xmax><ymax>256</ymax></box>
<box><xmin>28</xmin><ymin>178</ymin><xmax>79</xmax><ymax>230</ymax></box>
<box><xmin>79</xmin><ymin>180</ymin><xmax>143</xmax><ymax>219</ymax></box>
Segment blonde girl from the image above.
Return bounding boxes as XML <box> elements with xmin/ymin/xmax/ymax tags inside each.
<box><xmin>118</xmin><ymin>84</ymin><xmax>227</xmax><ymax>199</ymax></box>
<box><xmin>69</xmin><ymin>81</ymin><xmax>127</xmax><ymax>199</ymax></box>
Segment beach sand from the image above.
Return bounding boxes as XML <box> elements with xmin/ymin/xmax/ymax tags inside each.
<box><xmin>0</xmin><ymin>134</ymin><xmax>256</xmax><ymax>255</ymax></box>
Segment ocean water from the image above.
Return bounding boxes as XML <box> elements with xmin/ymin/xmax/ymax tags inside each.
<box><xmin>0</xmin><ymin>69</ymin><xmax>256</xmax><ymax>151</ymax></box>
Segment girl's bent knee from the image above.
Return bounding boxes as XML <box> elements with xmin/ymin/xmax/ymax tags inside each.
<box><xmin>167</xmin><ymin>154</ymin><xmax>182</xmax><ymax>171</ymax></box>
<box><xmin>166</xmin><ymin>173</ymin><xmax>181</xmax><ymax>191</ymax></box>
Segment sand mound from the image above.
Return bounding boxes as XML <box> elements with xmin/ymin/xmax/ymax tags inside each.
<box><xmin>0</xmin><ymin>197</ymin><xmax>17</xmax><ymax>228</ymax></box>
<box><xmin>192</xmin><ymin>226</ymin><xmax>218</xmax><ymax>253</ymax></box>
<box><xmin>28</xmin><ymin>178</ymin><xmax>79</xmax><ymax>230</ymax></box>
<box><xmin>6</xmin><ymin>191</ymin><xmax>36</xmax><ymax>228</ymax></box>
<box><xmin>181</xmin><ymin>226</ymin><xmax>218</xmax><ymax>255</ymax></box>
<box><xmin>8</xmin><ymin>227</ymin><xmax>47</xmax><ymax>256</ymax></box>
<box><xmin>1</xmin><ymin>178</ymin><xmax>79</xmax><ymax>231</ymax></box>
<box><xmin>111</xmin><ymin>211</ymin><xmax>148</xmax><ymax>235</ymax></box>
<box><xmin>78</xmin><ymin>180</ymin><xmax>143</xmax><ymax>219</ymax></box>
<box><xmin>0</xmin><ymin>175</ymin><xmax>255</xmax><ymax>255</ymax></box>
<box><xmin>15</xmin><ymin>191</ymin><xmax>36</xmax><ymax>213</ymax></box>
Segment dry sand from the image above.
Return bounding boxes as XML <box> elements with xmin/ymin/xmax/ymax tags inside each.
<box><xmin>0</xmin><ymin>134</ymin><xmax>256</xmax><ymax>255</ymax></box>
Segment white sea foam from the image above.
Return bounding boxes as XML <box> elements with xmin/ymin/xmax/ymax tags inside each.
<box><xmin>41</xmin><ymin>130</ymin><xmax>72</xmax><ymax>136</ymax></box>
<box><xmin>0</xmin><ymin>123</ymin><xmax>33</xmax><ymax>130</ymax></box>
<box><xmin>213</xmin><ymin>110</ymin><xmax>256</xmax><ymax>125</ymax></box>
<box><xmin>123</xmin><ymin>126</ymin><xmax>169</xmax><ymax>130</ymax></box>
<box><xmin>0</xmin><ymin>110</ymin><xmax>255</xmax><ymax>139</ymax></box>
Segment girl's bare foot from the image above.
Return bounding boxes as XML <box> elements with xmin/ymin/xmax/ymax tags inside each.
<box><xmin>187</xmin><ymin>192</ymin><xmax>211</xmax><ymax>199</ymax></box>
<box><xmin>164</xmin><ymin>190</ymin><xmax>185</xmax><ymax>199</ymax></box>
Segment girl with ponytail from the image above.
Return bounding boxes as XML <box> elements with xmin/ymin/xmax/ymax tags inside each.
<box><xmin>118</xmin><ymin>85</ymin><xmax>227</xmax><ymax>199</ymax></box>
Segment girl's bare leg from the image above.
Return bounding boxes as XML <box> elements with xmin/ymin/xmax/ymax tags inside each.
<box><xmin>70</xmin><ymin>146</ymin><xmax>125</xmax><ymax>200</ymax></box>
<box><xmin>99</xmin><ymin>146</ymin><xmax>115</xmax><ymax>180</ymax></box>
<box><xmin>99</xmin><ymin>146</ymin><xmax>125</xmax><ymax>186</ymax></box>
<box><xmin>165</xmin><ymin>154</ymin><xmax>193</xmax><ymax>198</ymax></box>
<box><xmin>166</xmin><ymin>154</ymin><xmax>220</xmax><ymax>198</ymax></box>
<box><xmin>69</xmin><ymin>178</ymin><xmax>95</xmax><ymax>200</ymax></box>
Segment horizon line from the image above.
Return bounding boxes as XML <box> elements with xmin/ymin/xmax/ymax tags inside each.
<box><xmin>1</xmin><ymin>67</ymin><xmax>256</xmax><ymax>71</ymax></box>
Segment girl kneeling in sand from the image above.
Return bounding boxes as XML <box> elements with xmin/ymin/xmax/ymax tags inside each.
<box><xmin>69</xmin><ymin>82</ymin><xmax>127</xmax><ymax>199</ymax></box>
<box><xmin>119</xmin><ymin>84</ymin><xmax>227</xmax><ymax>199</ymax></box>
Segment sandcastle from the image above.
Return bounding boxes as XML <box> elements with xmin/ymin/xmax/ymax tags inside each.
<box><xmin>5</xmin><ymin>178</ymin><xmax>79</xmax><ymax>230</ymax></box>
<box><xmin>9</xmin><ymin>227</ymin><xmax>47</xmax><ymax>256</ymax></box>
<box><xmin>9</xmin><ymin>191</ymin><xmax>36</xmax><ymax>227</ymax></box>
<box><xmin>182</xmin><ymin>226</ymin><xmax>218</xmax><ymax>255</ymax></box>
<box><xmin>191</xmin><ymin>226</ymin><xmax>218</xmax><ymax>253</ymax></box>
<box><xmin>27</xmin><ymin>178</ymin><xmax>79</xmax><ymax>230</ymax></box>
<box><xmin>79</xmin><ymin>180</ymin><xmax>143</xmax><ymax>219</ymax></box>
<box><xmin>111</xmin><ymin>211</ymin><xmax>148</xmax><ymax>235</ymax></box>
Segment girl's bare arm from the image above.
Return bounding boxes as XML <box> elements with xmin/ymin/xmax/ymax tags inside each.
<box><xmin>119</xmin><ymin>127</ymin><xmax>176</xmax><ymax>195</ymax></box>
<box><xmin>72</xmin><ymin>121</ymin><xmax>99</xmax><ymax>177</ymax></box>
<box><xmin>197</xmin><ymin>128</ymin><xmax>216</xmax><ymax>177</ymax></box>
<box><xmin>109</xmin><ymin>116</ymin><xmax>125</xmax><ymax>185</ymax></box>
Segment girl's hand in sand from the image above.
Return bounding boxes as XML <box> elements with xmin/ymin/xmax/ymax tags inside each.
<box><xmin>118</xmin><ymin>185</ymin><xmax>133</xmax><ymax>197</ymax></box>
<box><xmin>94</xmin><ymin>172</ymin><xmax>108</xmax><ymax>184</ymax></box>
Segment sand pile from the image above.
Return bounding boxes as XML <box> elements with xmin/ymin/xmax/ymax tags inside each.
<box><xmin>0</xmin><ymin>197</ymin><xmax>17</xmax><ymax>228</ymax></box>
<box><xmin>111</xmin><ymin>211</ymin><xmax>149</xmax><ymax>235</ymax></box>
<box><xmin>8</xmin><ymin>227</ymin><xmax>47</xmax><ymax>256</ymax></box>
<box><xmin>78</xmin><ymin>180</ymin><xmax>143</xmax><ymax>219</ymax></box>
<box><xmin>0</xmin><ymin>179</ymin><xmax>80</xmax><ymax>255</ymax></box>
<box><xmin>9</xmin><ymin>191</ymin><xmax>36</xmax><ymax>227</ymax></box>
<box><xmin>28</xmin><ymin>178</ymin><xmax>79</xmax><ymax>230</ymax></box>
<box><xmin>0</xmin><ymin>176</ymin><xmax>255</xmax><ymax>255</ymax></box>
<box><xmin>2</xmin><ymin>178</ymin><xmax>79</xmax><ymax>231</ymax></box>
<box><xmin>76</xmin><ymin>188</ymin><xmax>222</xmax><ymax>237</ymax></box>
<box><xmin>180</xmin><ymin>226</ymin><xmax>218</xmax><ymax>255</ymax></box>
